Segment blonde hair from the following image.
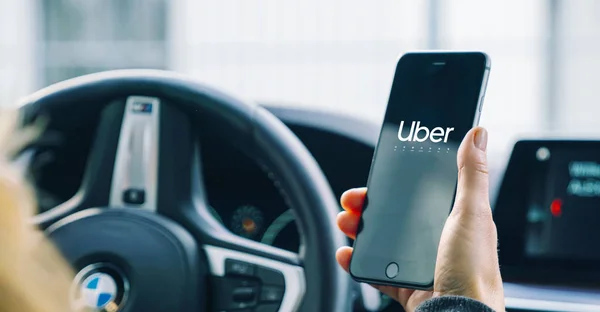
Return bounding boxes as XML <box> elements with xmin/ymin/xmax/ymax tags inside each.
<box><xmin>0</xmin><ymin>110</ymin><xmax>73</xmax><ymax>311</ymax></box>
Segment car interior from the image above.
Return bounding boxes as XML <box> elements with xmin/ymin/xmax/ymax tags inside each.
<box><xmin>3</xmin><ymin>1</ymin><xmax>600</xmax><ymax>312</ymax></box>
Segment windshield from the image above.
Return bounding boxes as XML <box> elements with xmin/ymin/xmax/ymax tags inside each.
<box><xmin>0</xmin><ymin>1</ymin><xmax>596</xmax><ymax>157</ymax></box>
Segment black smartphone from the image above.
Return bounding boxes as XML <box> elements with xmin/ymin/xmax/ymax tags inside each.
<box><xmin>349</xmin><ymin>51</ymin><xmax>491</xmax><ymax>289</ymax></box>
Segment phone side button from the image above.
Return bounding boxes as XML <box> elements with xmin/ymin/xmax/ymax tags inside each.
<box><xmin>479</xmin><ymin>95</ymin><xmax>485</xmax><ymax>112</ymax></box>
<box><xmin>385</xmin><ymin>262</ymin><xmax>399</xmax><ymax>279</ymax></box>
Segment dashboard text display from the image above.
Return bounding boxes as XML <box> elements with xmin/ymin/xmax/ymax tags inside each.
<box><xmin>526</xmin><ymin>148</ymin><xmax>600</xmax><ymax>260</ymax></box>
<box><xmin>567</xmin><ymin>161</ymin><xmax>600</xmax><ymax>197</ymax></box>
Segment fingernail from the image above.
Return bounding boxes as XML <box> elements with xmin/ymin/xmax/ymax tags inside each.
<box><xmin>474</xmin><ymin>128</ymin><xmax>488</xmax><ymax>151</ymax></box>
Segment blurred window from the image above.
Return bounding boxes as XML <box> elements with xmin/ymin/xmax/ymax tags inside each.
<box><xmin>0</xmin><ymin>0</ymin><xmax>598</xmax><ymax>156</ymax></box>
<box><xmin>41</xmin><ymin>0</ymin><xmax>167</xmax><ymax>85</ymax></box>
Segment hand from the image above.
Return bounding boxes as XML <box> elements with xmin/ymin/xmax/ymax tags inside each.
<box><xmin>336</xmin><ymin>127</ymin><xmax>504</xmax><ymax>312</ymax></box>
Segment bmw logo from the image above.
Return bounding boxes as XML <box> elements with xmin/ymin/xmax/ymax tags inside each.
<box><xmin>71</xmin><ymin>264</ymin><xmax>129</xmax><ymax>312</ymax></box>
<box><xmin>81</xmin><ymin>273</ymin><xmax>117</xmax><ymax>309</ymax></box>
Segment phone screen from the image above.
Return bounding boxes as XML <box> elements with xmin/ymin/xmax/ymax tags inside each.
<box><xmin>350</xmin><ymin>52</ymin><xmax>489</xmax><ymax>287</ymax></box>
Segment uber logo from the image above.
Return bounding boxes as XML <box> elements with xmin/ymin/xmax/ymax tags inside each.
<box><xmin>397</xmin><ymin>121</ymin><xmax>454</xmax><ymax>143</ymax></box>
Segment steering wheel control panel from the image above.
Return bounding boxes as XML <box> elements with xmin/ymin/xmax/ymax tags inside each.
<box><xmin>210</xmin><ymin>259</ymin><xmax>286</xmax><ymax>311</ymax></box>
<box><xmin>110</xmin><ymin>96</ymin><xmax>161</xmax><ymax>211</ymax></box>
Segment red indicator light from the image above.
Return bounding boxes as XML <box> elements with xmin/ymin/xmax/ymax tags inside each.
<box><xmin>550</xmin><ymin>198</ymin><xmax>563</xmax><ymax>217</ymax></box>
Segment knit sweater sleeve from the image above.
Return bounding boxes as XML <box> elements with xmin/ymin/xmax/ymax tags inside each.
<box><xmin>414</xmin><ymin>296</ymin><xmax>497</xmax><ymax>312</ymax></box>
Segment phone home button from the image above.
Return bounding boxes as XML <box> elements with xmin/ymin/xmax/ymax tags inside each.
<box><xmin>385</xmin><ymin>262</ymin><xmax>399</xmax><ymax>279</ymax></box>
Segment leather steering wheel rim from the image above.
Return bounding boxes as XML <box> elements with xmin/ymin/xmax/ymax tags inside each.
<box><xmin>19</xmin><ymin>69</ymin><xmax>352</xmax><ymax>312</ymax></box>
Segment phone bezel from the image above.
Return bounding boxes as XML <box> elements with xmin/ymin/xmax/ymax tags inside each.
<box><xmin>349</xmin><ymin>51</ymin><xmax>491</xmax><ymax>289</ymax></box>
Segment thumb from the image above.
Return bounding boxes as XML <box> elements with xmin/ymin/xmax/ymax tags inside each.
<box><xmin>453</xmin><ymin>127</ymin><xmax>490</xmax><ymax>214</ymax></box>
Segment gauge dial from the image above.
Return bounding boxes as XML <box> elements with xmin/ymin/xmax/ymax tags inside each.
<box><xmin>261</xmin><ymin>209</ymin><xmax>295</xmax><ymax>246</ymax></box>
<box><xmin>231</xmin><ymin>205</ymin><xmax>264</xmax><ymax>239</ymax></box>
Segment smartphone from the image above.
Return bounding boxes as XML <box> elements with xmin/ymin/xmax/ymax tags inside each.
<box><xmin>349</xmin><ymin>51</ymin><xmax>491</xmax><ymax>289</ymax></box>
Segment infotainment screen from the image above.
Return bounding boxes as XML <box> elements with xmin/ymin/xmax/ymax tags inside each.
<box><xmin>525</xmin><ymin>147</ymin><xmax>600</xmax><ymax>260</ymax></box>
<box><xmin>495</xmin><ymin>140</ymin><xmax>600</xmax><ymax>284</ymax></box>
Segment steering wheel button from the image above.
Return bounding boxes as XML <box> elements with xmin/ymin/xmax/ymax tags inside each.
<box><xmin>122</xmin><ymin>188</ymin><xmax>145</xmax><ymax>205</ymax></box>
<box><xmin>255</xmin><ymin>266</ymin><xmax>285</xmax><ymax>286</ymax></box>
<box><xmin>225</xmin><ymin>259</ymin><xmax>255</xmax><ymax>276</ymax></box>
<box><xmin>260</xmin><ymin>286</ymin><xmax>284</xmax><ymax>302</ymax></box>
<box><xmin>232</xmin><ymin>287</ymin><xmax>256</xmax><ymax>302</ymax></box>
<box><xmin>209</xmin><ymin>276</ymin><xmax>258</xmax><ymax>310</ymax></box>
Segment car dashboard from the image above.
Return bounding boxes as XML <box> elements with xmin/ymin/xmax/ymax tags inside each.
<box><xmin>28</xmin><ymin>104</ymin><xmax>600</xmax><ymax>312</ymax></box>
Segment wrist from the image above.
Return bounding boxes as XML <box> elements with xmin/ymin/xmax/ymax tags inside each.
<box><xmin>433</xmin><ymin>277</ymin><xmax>503</xmax><ymax>310</ymax></box>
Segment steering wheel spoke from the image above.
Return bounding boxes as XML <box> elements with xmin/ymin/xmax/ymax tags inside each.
<box><xmin>31</xmin><ymin>99</ymin><xmax>124</xmax><ymax>225</ymax></box>
<box><xmin>109</xmin><ymin>96</ymin><xmax>161</xmax><ymax>211</ymax></box>
<box><xmin>31</xmin><ymin>94</ymin><xmax>217</xmax><ymax>221</ymax></box>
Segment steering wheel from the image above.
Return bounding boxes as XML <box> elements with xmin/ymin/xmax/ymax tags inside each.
<box><xmin>20</xmin><ymin>70</ymin><xmax>352</xmax><ymax>312</ymax></box>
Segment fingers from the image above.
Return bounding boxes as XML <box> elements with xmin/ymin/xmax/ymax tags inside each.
<box><xmin>454</xmin><ymin>127</ymin><xmax>491</xmax><ymax>216</ymax></box>
<box><xmin>340</xmin><ymin>187</ymin><xmax>367</xmax><ymax>213</ymax></box>
<box><xmin>336</xmin><ymin>246</ymin><xmax>353</xmax><ymax>272</ymax></box>
<box><xmin>339</xmin><ymin>188</ymin><xmax>366</xmax><ymax>239</ymax></box>
<box><xmin>337</xmin><ymin>211</ymin><xmax>360</xmax><ymax>239</ymax></box>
